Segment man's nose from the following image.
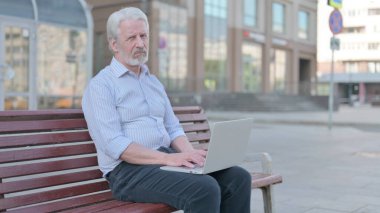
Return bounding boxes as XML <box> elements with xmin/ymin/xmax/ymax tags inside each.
<box><xmin>136</xmin><ymin>36</ymin><xmax>144</xmax><ymax>47</ymax></box>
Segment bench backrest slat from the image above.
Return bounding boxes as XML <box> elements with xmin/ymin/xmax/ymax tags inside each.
<box><xmin>0</xmin><ymin>156</ymin><xmax>98</xmax><ymax>179</ymax></box>
<box><xmin>187</xmin><ymin>132</ymin><xmax>211</xmax><ymax>143</ymax></box>
<box><xmin>0</xmin><ymin>169</ymin><xmax>102</xmax><ymax>194</ymax></box>
<box><xmin>0</xmin><ymin>143</ymin><xmax>96</xmax><ymax>163</ymax></box>
<box><xmin>0</xmin><ymin>181</ymin><xmax>109</xmax><ymax>210</ymax></box>
<box><xmin>10</xmin><ymin>191</ymin><xmax>114</xmax><ymax>213</ymax></box>
<box><xmin>182</xmin><ymin>123</ymin><xmax>210</xmax><ymax>133</ymax></box>
<box><xmin>176</xmin><ymin>114</ymin><xmax>208</xmax><ymax>123</ymax></box>
<box><xmin>172</xmin><ymin>106</ymin><xmax>202</xmax><ymax>114</ymax></box>
<box><xmin>0</xmin><ymin>131</ymin><xmax>91</xmax><ymax>148</ymax></box>
<box><xmin>0</xmin><ymin>109</ymin><xmax>83</xmax><ymax>121</ymax></box>
<box><xmin>0</xmin><ymin>119</ymin><xmax>87</xmax><ymax>134</ymax></box>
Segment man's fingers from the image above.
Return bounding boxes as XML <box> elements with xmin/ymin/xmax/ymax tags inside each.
<box><xmin>198</xmin><ymin>149</ymin><xmax>207</xmax><ymax>157</ymax></box>
<box><xmin>183</xmin><ymin>161</ymin><xmax>195</xmax><ymax>168</ymax></box>
<box><xmin>189</xmin><ymin>154</ymin><xmax>205</xmax><ymax>166</ymax></box>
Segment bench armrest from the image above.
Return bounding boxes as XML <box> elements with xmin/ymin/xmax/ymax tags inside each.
<box><xmin>245</xmin><ymin>152</ymin><xmax>272</xmax><ymax>174</ymax></box>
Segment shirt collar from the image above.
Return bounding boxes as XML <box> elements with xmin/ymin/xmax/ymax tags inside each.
<box><xmin>110</xmin><ymin>57</ymin><xmax>150</xmax><ymax>78</ymax></box>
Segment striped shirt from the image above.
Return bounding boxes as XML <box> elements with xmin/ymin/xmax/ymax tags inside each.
<box><xmin>82</xmin><ymin>57</ymin><xmax>185</xmax><ymax>176</ymax></box>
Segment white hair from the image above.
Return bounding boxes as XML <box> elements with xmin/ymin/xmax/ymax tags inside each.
<box><xmin>106</xmin><ymin>7</ymin><xmax>149</xmax><ymax>42</ymax></box>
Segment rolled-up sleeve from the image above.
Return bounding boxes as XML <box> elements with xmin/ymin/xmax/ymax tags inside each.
<box><xmin>82</xmin><ymin>79</ymin><xmax>132</xmax><ymax>160</ymax></box>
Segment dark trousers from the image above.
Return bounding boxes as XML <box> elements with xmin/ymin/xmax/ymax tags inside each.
<box><xmin>105</xmin><ymin>147</ymin><xmax>251</xmax><ymax>213</ymax></box>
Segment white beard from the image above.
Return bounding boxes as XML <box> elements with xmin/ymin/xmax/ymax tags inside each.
<box><xmin>120</xmin><ymin>47</ymin><xmax>148</xmax><ymax>66</ymax></box>
<box><xmin>127</xmin><ymin>54</ymin><xmax>148</xmax><ymax>66</ymax></box>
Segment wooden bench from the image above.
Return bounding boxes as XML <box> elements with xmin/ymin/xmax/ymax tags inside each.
<box><xmin>0</xmin><ymin>106</ymin><xmax>282</xmax><ymax>213</ymax></box>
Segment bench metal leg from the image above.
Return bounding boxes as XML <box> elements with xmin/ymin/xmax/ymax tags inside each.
<box><xmin>261</xmin><ymin>186</ymin><xmax>273</xmax><ymax>213</ymax></box>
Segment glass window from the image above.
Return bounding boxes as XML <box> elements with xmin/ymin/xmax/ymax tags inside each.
<box><xmin>243</xmin><ymin>0</ymin><xmax>257</xmax><ymax>27</ymax></box>
<box><xmin>4</xmin><ymin>26</ymin><xmax>29</xmax><ymax>93</ymax></box>
<box><xmin>36</xmin><ymin>0</ymin><xmax>87</xmax><ymax>28</ymax></box>
<box><xmin>4</xmin><ymin>26</ymin><xmax>30</xmax><ymax>110</ymax></box>
<box><xmin>0</xmin><ymin>0</ymin><xmax>34</xmax><ymax>20</ymax></box>
<box><xmin>204</xmin><ymin>0</ymin><xmax>228</xmax><ymax>91</ymax></box>
<box><xmin>368</xmin><ymin>42</ymin><xmax>380</xmax><ymax>50</ymax></box>
<box><xmin>269</xmin><ymin>49</ymin><xmax>286</xmax><ymax>93</ymax></box>
<box><xmin>368</xmin><ymin>8</ymin><xmax>380</xmax><ymax>16</ymax></box>
<box><xmin>272</xmin><ymin>2</ymin><xmax>285</xmax><ymax>34</ymax></box>
<box><xmin>368</xmin><ymin>62</ymin><xmax>376</xmax><ymax>73</ymax></box>
<box><xmin>298</xmin><ymin>10</ymin><xmax>309</xmax><ymax>39</ymax></box>
<box><xmin>37</xmin><ymin>24</ymin><xmax>88</xmax><ymax>109</ymax></box>
<box><xmin>345</xmin><ymin>62</ymin><xmax>358</xmax><ymax>73</ymax></box>
<box><xmin>94</xmin><ymin>32</ymin><xmax>107</xmax><ymax>74</ymax></box>
<box><xmin>157</xmin><ymin>3</ymin><xmax>188</xmax><ymax>92</ymax></box>
<box><xmin>241</xmin><ymin>43</ymin><xmax>262</xmax><ymax>93</ymax></box>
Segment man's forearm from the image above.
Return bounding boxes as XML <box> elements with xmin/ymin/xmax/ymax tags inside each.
<box><xmin>120</xmin><ymin>143</ymin><xmax>168</xmax><ymax>165</ymax></box>
<box><xmin>171</xmin><ymin>135</ymin><xmax>194</xmax><ymax>152</ymax></box>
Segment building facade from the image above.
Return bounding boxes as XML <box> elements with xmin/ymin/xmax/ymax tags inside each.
<box><xmin>0</xmin><ymin>0</ymin><xmax>318</xmax><ymax>110</ymax></box>
<box><xmin>87</xmin><ymin>0</ymin><xmax>318</xmax><ymax>95</ymax></box>
<box><xmin>318</xmin><ymin>0</ymin><xmax>380</xmax><ymax>104</ymax></box>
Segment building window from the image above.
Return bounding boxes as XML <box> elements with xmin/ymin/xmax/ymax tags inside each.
<box><xmin>368</xmin><ymin>62</ymin><xmax>380</xmax><ymax>73</ymax></box>
<box><xmin>368</xmin><ymin>8</ymin><xmax>380</xmax><ymax>16</ymax></box>
<box><xmin>298</xmin><ymin>10</ymin><xmax>309</xmax><ymax>39</ymax></box>
<box><xmin>269</xmin><ymin>49</ymin><xmax>287</xmax><ymax>93</ymax></box>
<box><xmin>157</xmin><ymin>2</ymin><xmax>188</xmax><ymax>92</ymax></box>
<box><xmin>241</xmin><ymin>42</ymin><xmax>262</xmax><ymax>93</ymax></box>
<box><xmin>374</xmin><ymin>25</ymin><xmax>380</xmax><ymax>33</ymax></box>
<box><xmin>4</xmin><ymin>26</ymin><xmax>30</xmax><ymax>110</ymax></box>
<box><xmin>345</xmin><ymin>62</ymin><xmax>358</xmax><ymax>73</ymax></box>
<box><xmin>368</xmin><ymin>42</ymin><xmax>380</xmax><ymax>50</ymax></box>
<box><xmin>342</xmin><ymin>26</ymin><xmax>365</xmax><ymax>34</ymax></box>
<box><xmin>243</xmin><ymin>0</ymin><xmax>257</xmax><ymax>28</ymax></box>
<box><xmin>272</xmin><ymin>2</ymin><xmax>285</xmax><ymax>34</ymax></box>
<box><xmin>204</xmin><ymin>0</ymin><xmax>228</xmax><ymax>91</ymax></box>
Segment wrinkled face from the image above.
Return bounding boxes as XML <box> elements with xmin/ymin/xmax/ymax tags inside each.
<box><xmin>111</xmin><ymin>19</ymin><xmax>149</xmax><ymax>68</ymax></box>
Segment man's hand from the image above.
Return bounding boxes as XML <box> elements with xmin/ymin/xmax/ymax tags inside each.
<box><xmin>164</xmin><ymin>149</ymin><xmax>207</xmax><ymax>168</ymax></box>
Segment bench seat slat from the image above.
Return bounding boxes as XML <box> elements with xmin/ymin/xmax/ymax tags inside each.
<box><xmin>0</xmin><ymin>181</ymin><xmax>110</xmax><ymax>210</ymax></box>
<box><xmin>0</xmin><ymin>119</ymin><xmax>87</xmax><ymax>134</ymax></box>
<box><xmin>0</xmin><ymin>156</ymin><xmax>98</xmax><ymax>178</ymax></box>
<box><xmin>95</xmin><ymin>202</ymin><xmax>176</xmax><ymax>213</ymax></box>
<box><xmin>61</xmin><ymin>200</ymin><xmax>133</xmax><ymax>213</ymax></box>
<box><xmin>0</xmin><ymin>143</ymin><xmax>96</xmax><ymax>163</ymax></box>
<box><xmin>0</xmin><ymin>131</ymin><xmax>91</xmax><ymax>148</ymax></box>
<box><xmin>6</xmin><ymin>191</ymin><xmax>113</xmax><ymax>213</ymax></box>
<box><xmin>0</xmin><ymin>170</ymin><xmax>102</xmax><ymax>194</ymax></box>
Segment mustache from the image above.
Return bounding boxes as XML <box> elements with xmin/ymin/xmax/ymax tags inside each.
<box><xmin>133</xmin><ymin>48</ymin><xmax>147</xmax><ymax>55</ymax></box>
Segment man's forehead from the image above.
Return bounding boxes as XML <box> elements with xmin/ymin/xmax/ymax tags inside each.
<box><xmin>120</xmin><ymin>19</ymin><xmax>148</xmax><ymax>34</ymax></box>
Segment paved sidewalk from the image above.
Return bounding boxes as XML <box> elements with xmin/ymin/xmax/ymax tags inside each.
<box><xmin>205</xmin><ymin>105</ymin><xmax>380</xmax><ymax>213</ymax></box>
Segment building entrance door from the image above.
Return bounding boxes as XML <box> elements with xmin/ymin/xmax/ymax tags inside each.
<box><xmin>299</xmin><ymin>58</ymin><xmax>311</xmax><ymax>95</ymax></box>
<box><xmin>0</xmin><ymin>22</ymin><xmax>36</xmax><ymax>110</ymax></box>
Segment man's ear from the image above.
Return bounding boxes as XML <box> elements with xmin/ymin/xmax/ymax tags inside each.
<box><xmin>109</xmin><ymin>38</ymin><xmax>118</xmax><ymax>53</ymax></box>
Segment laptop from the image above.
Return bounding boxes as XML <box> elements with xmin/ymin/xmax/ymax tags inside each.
<box><xmin>160</xmin><ymin>118</ymin><xmax>253</xmax><ymax>174</ymax></box>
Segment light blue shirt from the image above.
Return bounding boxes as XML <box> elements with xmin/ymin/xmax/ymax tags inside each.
<box><xmin>82</xmin><ymin>57</ymin><xmax>185</xmax><ymax>176</ymax></box>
